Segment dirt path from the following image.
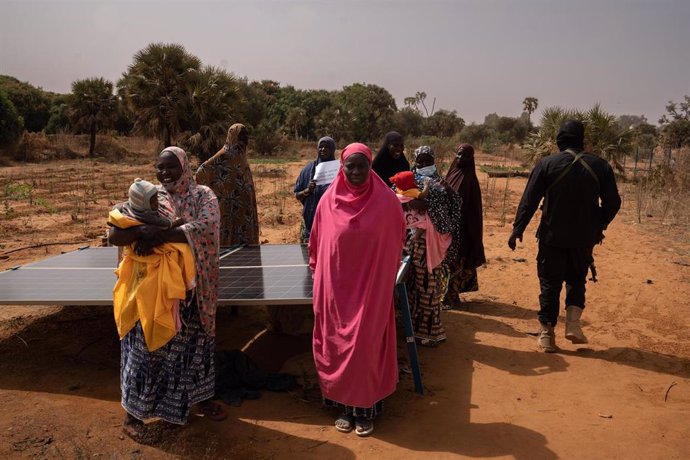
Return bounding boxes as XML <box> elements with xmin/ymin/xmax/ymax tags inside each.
<box><xmin>0</xmin><ymin>156</ymin><xmax>689</xmax><ymax>459</ymax></box>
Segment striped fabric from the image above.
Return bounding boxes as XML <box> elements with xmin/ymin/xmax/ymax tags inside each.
<box><xmin>323</xmin><ymin>398</ymin><xmax>384</xmax><ymax>421</ymax></box>
<box><xmin>120</xmin><ymin>304</ymin><xmax>216</xmax><ymax>425</ymax></box>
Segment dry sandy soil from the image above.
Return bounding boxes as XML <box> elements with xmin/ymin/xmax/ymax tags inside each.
<box><xmin>0</xmin><ymin>148</ymin><xmax>689</xmax><ymax>459</ymax></box>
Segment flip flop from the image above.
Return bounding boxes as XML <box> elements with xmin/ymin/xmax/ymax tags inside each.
<box><xmin>198</xmin><ymin>401</ymin><xmax>228</xmax><ymax>422</ymax></box>
<box><xmin>354</xmin><ymin>416</ymin><xmax>374</xmax><ymax>437</ymax></box>
<box><xmin>122</xmin><ymin>419</ymin><xmax>161</xmax><ymax>445</ymax></box>
<box><xmin>334</xmin><ymin>414</ymin><xmax>354</xmax><ymax>433</ymax></box>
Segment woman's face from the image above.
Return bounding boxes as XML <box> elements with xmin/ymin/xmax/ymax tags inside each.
<box><xmin>343</xmin><ymin>153</ymin><xmax>370</xmax><ymax>186</ymax></box>
<box><xmin>317</xmin><ymin>142</ymin><xmax>332</xmax><ymax>161</ymax></box>
<box><xmin>237</xmin><ymin>128</ymin><xmax>249</xmax><ymax>147</ymax></box>
<box><xmin>156</xmin><ymin>152</ymin><xmax>183</xmax><ymax>186</ymax></box>
<box><xmin>149</xmin><ymin>194</ymin><xmax>159</xmax><ymax>212</ymax></box>
<box><xmin>415</xmin><ymin>153</ymin><xmax>435</xmax><ymax>169</ymax></box>
<box><xmin>388</xmin><ymin>141</ymin><xmax>404</xmax><ymax>159</ymax></box>
<box><xmin>456</xmin><ymin>146</ymin><xmax>471</xmax><ymax>167</ymax></box>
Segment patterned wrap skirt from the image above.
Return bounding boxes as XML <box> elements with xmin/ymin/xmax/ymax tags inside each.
<box><xmin>406</xmin><ymin>236</ymin><xmax>448</xmax><ymax>345</ymax></box>
<box><xmin>120</xmin><ymin>302</ymin><xmax>216</xmax><ymax>425</ymax></box>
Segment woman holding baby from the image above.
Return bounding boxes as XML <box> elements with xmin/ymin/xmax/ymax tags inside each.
<box><xmin>390</xmin><ymin>145</ymin><xmax>462</xmax><ymax>346</ymax></box>
<box><xmin>108</xmin><ymin>146</ymin><xmax>225</xmax><ymax>442</ymax></box>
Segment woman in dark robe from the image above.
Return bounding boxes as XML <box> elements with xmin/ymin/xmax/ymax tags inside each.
<box><xmin>372</xmin><ymin>131</ymin><xmax>410</xmax><ymax>187</ymax></box>
<box><xmin>443</xmin><ymin>143</ymin><xmax>486</xmax><ymax>308</ymax></box>
<box><xmin>294</xmin><ymin>136</ymin><xmax>337</xmax><ymax>243</ymax></box>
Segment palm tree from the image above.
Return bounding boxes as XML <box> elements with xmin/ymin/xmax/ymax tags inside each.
<box><xmin>585</xmin><ymin>104</ymin><xmax>632</xmax><ymax>171</ymax></box>
<box><xmin>522</xmin><ymin>105</ymin><xmax>632</xmax><ymax>171</ymax></box>
<box><xmin>181</xmin><ymin>66</ymin><xmax>240</xmax><ymax>160</ymax></box>
<box><xmin>67</xmin><ymin>78</ymin><xmax>116</xmax><ymax>156</ymax></box>
<box><xmin>522</xmin><ymin>97</ymin><xmax>539</xmax><ymax>124</ymax></box>
<box><xmin>119</xmin><ymin>43</ymin><xmax>201</xmax><ymax>146</ymax></box>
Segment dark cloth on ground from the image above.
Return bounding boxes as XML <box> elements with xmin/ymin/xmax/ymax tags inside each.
<box><xmin>537</xmin><ymin>242</ymin><xmax>592</xmax><ymax>325</ymax></box>
<box><xmin>214</xmin><ymin>349</ymin><xmax>296</xmax><ymax>407</ymax></box>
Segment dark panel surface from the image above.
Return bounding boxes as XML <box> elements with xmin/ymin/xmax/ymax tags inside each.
<box><xmin>220</xmin><ymin>244</ymin><xmax>309</xmax><ymax>267</ymax></box>
<box><xmin>0</xmin><ymin>245</ymin><xmax>313</xmax><ymax>306</ymax></box>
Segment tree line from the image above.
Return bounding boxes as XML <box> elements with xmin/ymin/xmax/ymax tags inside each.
<box><xmin>1</xmin><ymin>42</ymin><xmax>688</xmax><ymax>163</ymax></box>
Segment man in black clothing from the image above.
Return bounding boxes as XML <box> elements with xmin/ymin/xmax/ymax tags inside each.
<box><xmin>508</xmin><ymin>120</ymin><xmax>621</xmax><ymax>352</ymax></box>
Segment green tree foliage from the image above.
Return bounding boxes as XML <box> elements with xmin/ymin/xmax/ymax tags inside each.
<box><xmin>391</xmin><ymin>107</ymin><xmax>424</xmax><ymax>138</ymax></box>
<box><xmin>424</xmin><ymin>109</ymin><xmax>465</xmax><ymax>137</ymax></box>
<box><xmin>180</xmin><ymin>66</ymin><xmax>240</xmax><ymax>159</ymax></box>
<box><xmin>522</xmin><ymin>96</ymin><xmax>538</xmax><ymax>124</ymax></box>
<box><xmin>0</xmin><ymin>89</ymin><xmax>24</xmax><ymax>148</ymax></box>
<box><xmin>118</xmin><ymin>43</ymin><xmax>202</xmax><ymax>146</ymax></box>
<box><xmin>523</xmin><ymin>105</ymin><xmax>633</xmax><ymax>170</ymax></box>
<box><xmin>404</xmin><ymin>91</ymin><xmax>436</xmax><ymax>117</ymax></box>
<box><xmin>0</xmin><ymin>75</ymin><xmax>53</xmax><ymax>132</ymax></box>
<box><xmin>336</xmin><ymin>83</ymin><xmax>397</xmax><ymax>142</ymax></box>
<box><xmin>659</xmin><ymin>96</ymin><xmax>690</xmax><ymax>148</ymax></box>
<box><xmin>67</xmin><ymin>77</ymin><xmax>117</xmax><ymax>156</ymax></box>
<box><xmin>45</xmin><ymin>93</ymin><xmax>70</xmax><ymax>134</ymax></box>
<box><xmin>462</xmin><ymin>123</ymin><xmax>492</xmax><ymax>147</ymax></box>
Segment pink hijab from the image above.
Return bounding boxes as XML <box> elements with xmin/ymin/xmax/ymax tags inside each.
<box><xmin>308</xmin><ymin>143</ymin><xmax>406</xmax><ymax>408</ymax></box>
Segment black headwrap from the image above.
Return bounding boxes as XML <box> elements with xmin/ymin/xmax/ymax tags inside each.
<box><xmin>372</xmin><ymin>131</ymin><xmax>410</xmax><ymax>187</ymax></box>
<box><xmin>556</xmin><ymin>120</ymin><xmax>585</xmax><ymax>151</ymax></box>
<box><xmin>445</xmin><ymin>143</ymin><xmax>486</xmax><ymax>268</ymax></box>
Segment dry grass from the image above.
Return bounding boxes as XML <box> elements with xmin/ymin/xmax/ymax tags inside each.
<box><xmin>1</xmin><ymin>137</ymin><xmax>688</xmax><ymax>259</ymax></box>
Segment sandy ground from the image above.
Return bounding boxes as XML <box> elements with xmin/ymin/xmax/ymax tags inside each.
<box><xmin>0</xmin><ymin>152</ymin><xmax>689</xmax><ymax>459</ymax></box>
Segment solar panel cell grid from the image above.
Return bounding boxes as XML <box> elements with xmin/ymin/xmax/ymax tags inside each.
<box><xmin>0</xmin><ymin>245</ymin><xmax>313</xmax><ymax>306</ymax></box>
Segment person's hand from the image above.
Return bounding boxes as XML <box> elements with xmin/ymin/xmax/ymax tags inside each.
<box><xmin>508</xmin><ymin>231</ymin><xmax>522</xmax><ymax>251</ymax></box>
<box><xmin>307</xmin><ymin>180</ymin><xmax>316</xmax><ymax>193</ymax></box>
<box><xmin>134</xmin><ymin>225</ymin><xmax>164</xmax><ymax>255</ymax></box>
<box><xmin>438</xmin><ymin>178</ymin><xmax>454</xmax><ymax>194</ymax></box>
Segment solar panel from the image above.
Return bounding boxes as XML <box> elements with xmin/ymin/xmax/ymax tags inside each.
<box><xmin>0</xmin><ymin>245</ymin><xmax>312</xmax><ymax>306</ymax></box>
<box><xmin>220</xmin><ymin>244</ymin><xmax>309</xmax><ymax>267</ymax></box>
<box><xmin>0</xmin><ymin>244</ymin><xmax>423</xmax><ymax>394</ymax></box>
<box><xmin>24</xmin><ymin>246</ymin><xmax>118</xmax><ymax>269</ymax></box>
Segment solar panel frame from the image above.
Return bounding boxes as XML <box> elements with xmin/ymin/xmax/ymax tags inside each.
<box><xmin>0</xmin><ymin>245</ymin><xmax>313</xmax><ymax>306</ymax></box>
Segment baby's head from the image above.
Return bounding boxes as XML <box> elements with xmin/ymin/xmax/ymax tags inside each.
<box><xmin>128</xmin><ymin>178</ymin><xmax>159</xmax><ymax>212</ymax></box>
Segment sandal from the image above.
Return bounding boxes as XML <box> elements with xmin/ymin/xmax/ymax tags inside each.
<box><xmin>122</xmin><ymin>414</ymin><xmax>161</xmax><ymax>445</ymax></box>
<box><xmin>334</xmin><ymin>414</ymin><xmax>354</xmax><ymax>433</ymax></box>
<box><xmin>198</xmin><ymin>401</ymin><xmax>228</xmax><ymax>422</ymax></box>
<box><xmin>354</xmin><ymin>416</ymin><xmax>374</xmax><ymax>437</ymax></box>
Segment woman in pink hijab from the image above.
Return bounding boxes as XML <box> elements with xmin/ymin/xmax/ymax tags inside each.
<box><xmin>308</xmin><ymin>142</ymin><xmax>406</xmax><ymax>437</ymax></box>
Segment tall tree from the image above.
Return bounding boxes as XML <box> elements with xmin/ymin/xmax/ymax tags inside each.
<box><xmin>424</xmin><ymin>109</ymin><xmax>465</xmax><ymax>137</ymax></box>
<box><xmin>118</xmin><ymin>43</ymin><xmax>202</xmax><ymax>146</ymax></box>
<box><xmin>659</xmin><ymin>95</ymin><xmax>690</xmax><ymax>148</ymax></box>
<box><xmin>181</xmin><ymin>66</ymin><xmax>240</xmax><ymax>159</ymax></box>
<box><xmin>67</xmin><ymin>78</ymin><xmax>116</xmax><ymax>156</ymax></box>
<box><xmin>0</xmin><ymin>75</ymin><xmax>53</xmax><ymax>132</ymax></box>
<box><xmin>0</xmin><ymin>89</ymin><xmax>24</xmax><ymax>149</ymax></box>
<box><xmin>337</xmin><ymin>83</ymin><xmax>397</xmax><ymax>141</ymax></box>
<box><xmin>522</xmin><ymin>97</ymin><xmax>539</xmax><ymax>124</ymax></box>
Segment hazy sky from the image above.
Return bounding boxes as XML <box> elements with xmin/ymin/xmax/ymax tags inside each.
<box><xmin>1</xmin><ymin>0</ymin><xmax>688</xmax><ymax>124</ymax></box>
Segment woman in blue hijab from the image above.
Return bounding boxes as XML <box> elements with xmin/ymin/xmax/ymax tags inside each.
<box><xmin>294</xmin><ymin>136</ymin><xmax>337</xmax><ymax>242</ymax></box>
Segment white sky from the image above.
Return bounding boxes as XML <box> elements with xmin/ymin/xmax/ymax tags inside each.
<box><xmin>1</xmin><ymin>0</ymin><xmax>688</xmax><ymax>124</ymax></box>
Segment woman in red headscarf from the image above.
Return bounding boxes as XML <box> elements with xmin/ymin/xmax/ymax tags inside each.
<box><xmin>308</xmin><ymin>142</ymin><xmax>406</xmax><ymax>437</ymax></box>
<box><xmin>443</xmin><ymin>143</ymin><xmax>486</xmax><ymax>308</ymax></box>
